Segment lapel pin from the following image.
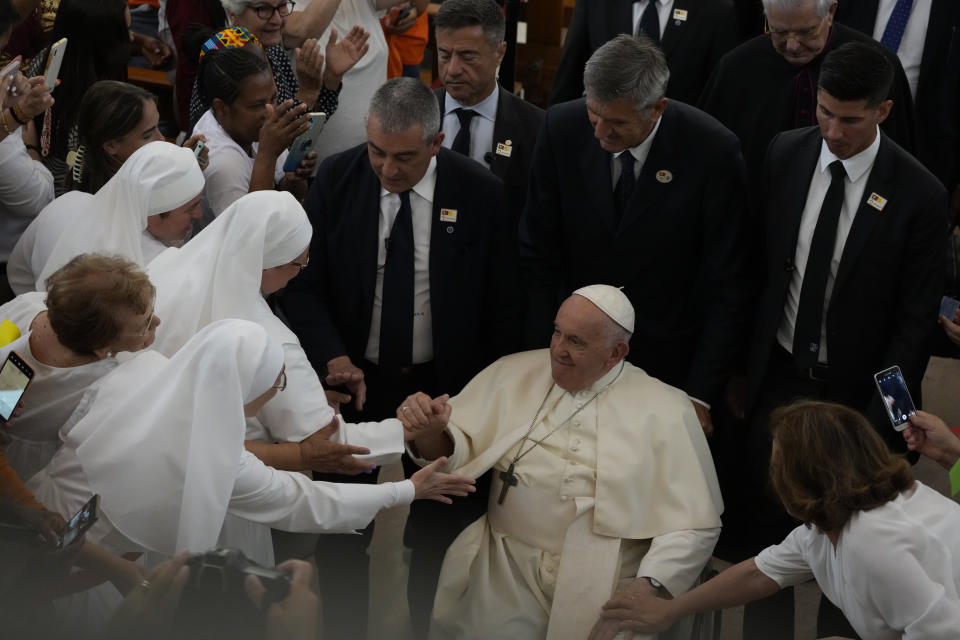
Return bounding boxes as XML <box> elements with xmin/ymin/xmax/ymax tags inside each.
<box><xmin>672</xmin><ymin>8</ymin><xmax>688</xmax><ymax>21</ymax></box>
<box><xmin>655</xmin><ymin>169</ymin><xmax>673</xmax><ymax>184</ymax></box>
<box><xmin>866</xmin><ymin>192</ymin><xmax>887</xmax><ymax>211</ymax></box>
<box><xmin>496</xmin><ymin>140</ymin><xmax>513</xmax><ymax>157</ymax></box>
<box><xmin>446</xmin><ymin>225</ymin><xmax>455</xmax><ymax>234</ymax></box>
<box><xmin>440</xmin><ymin>208</ymin><xmax>458</xmax><ymax>222</ymax></box>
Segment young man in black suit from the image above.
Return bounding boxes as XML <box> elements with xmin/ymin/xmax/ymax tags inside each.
<box><xmin>550</xmin><ymin>0</ymin><xmax>740</xmax><ymax>106</ymax></box>
<box><xmin>521</xmin><ymin>34</ymin><xmax>750</xmax><ymax>437</ymax></box>
<box><xmin>433</xmin><ymin>0</ymin><xmax>543</xmax><ymax>225</ymax></box>
<box><xmin>282</xmin><ymin>77</ymin><xmax>520</xmax><ymax>639</ymax></box>
<box><xmin>736</xmin><ymin>40</ymin><xmax>946</xmax><ymax>638</ymax></box>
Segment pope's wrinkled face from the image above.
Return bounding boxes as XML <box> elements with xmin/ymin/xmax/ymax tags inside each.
<box><xmin>549</xmin><ymin>295</ymin><xmax>628</xmax><ymax>392</ymax></box>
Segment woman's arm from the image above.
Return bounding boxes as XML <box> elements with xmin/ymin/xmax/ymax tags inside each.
<box><xmin>283</xmin><ymin>0</ymin><xmax>342</xmax><ymax>50</ymax></box>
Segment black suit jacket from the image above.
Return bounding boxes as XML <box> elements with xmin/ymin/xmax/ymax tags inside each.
<box><xmin>746</xmin><ymin>127</ymin><xmax>947</xmax><ymax>420</ymax></box>
<box><xmin>835</xmin><ymin>0</ymin><xmax>960</xmax><ymax>191</ymax></box>
<box><xmin>283</xmin><ymin>145</ymin><xmax>521</xmax><ymax>397</ymax></box>
<box><xmin>549</xmin><ymin>0</ymin><xmax>739</xmax><ymax>106</ymax></box>
<box><xmin>520</xmin><ymin>98</ymin><xmax>750</xmax><ymax>405</ymax></box>
<box><xmin>434</xmin><ymin>85</ymin><xmax>544</xmax><ymax>224</ymax></box>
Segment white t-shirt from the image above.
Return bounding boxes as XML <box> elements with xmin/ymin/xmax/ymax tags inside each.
<box><xmin>755</xmin><ymin>482</ymin><xmax>960</xmax><ymax>640</ymax></box>
<box><xmin>192</xmin><ymin>109</ymin><xmax>289</xmax><ymax>218</ymax></box>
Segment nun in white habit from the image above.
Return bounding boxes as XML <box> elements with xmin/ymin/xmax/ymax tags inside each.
<box><xmin>6</xmin><ymin>141</ymin><xmax>204</xmax><ymax>293</ymax></box>
<box><xmin>28</xmin><ymin>319</ymin><xmax>474</xmax><ymax>567</ymax></box>
<box><xmin>147</xmin><ymin>191</ymin><xmax>398</xmax><ymax>463</ymax></box>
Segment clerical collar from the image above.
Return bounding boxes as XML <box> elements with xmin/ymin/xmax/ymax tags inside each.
<box><xmin>817</xmin><ymin>126</ymin><xmax>880</xmax><ymax>184</ymax></box>
<box><xmin>379</xmin><ymin>155</ymin><xmax>438</xmax><ymax>202</ymax></box>
<box><xmin>444</xmin><ymin>83</ymin><xmax>500</xmax><ymax>124</ymax></box>
<box><xmin>613</xmin><ymin>114</ymin><xmax>663</xmax><ymax>169</ymax></box>
<box><xmin>568</xmin><ymin>359</ymin><xmax>626</xmax><ymax>398</ymax></box>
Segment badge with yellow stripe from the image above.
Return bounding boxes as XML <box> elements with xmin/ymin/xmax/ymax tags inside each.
<box><xmin>866</xmin><ymin>192</ymin><xmax>887</xmax><ymax>211</ymax></box>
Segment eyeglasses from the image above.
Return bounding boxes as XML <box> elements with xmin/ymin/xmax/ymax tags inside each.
<box><xmin>289</xmin><ymin>256</ymin><xmax>309</xmax><ymax>271</ymax></box>
<box><xmin>764</xmin><ymin>16</ymin><xmax>827</xmax><ymax>43</ymax></box>
<box><xmin>249</xmin><ymin>1</ymin><xmax>295</xmax><ymax>20</ymax></box>
<box><xmin>272</xmin><ymin>370</ymin><xmax>287</xmax><ymax>392</ymax></box>
<box><xmin>118</xmin><ymin>310</ymin><xmax>158</xmax><ymax>338</ymax></box>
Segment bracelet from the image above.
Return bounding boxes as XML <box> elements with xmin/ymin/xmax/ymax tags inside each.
<box><xmin>0</xmin><ymin>112</ymin><xmax>12</xmax><ymax>135</ymax></box>
<box><xmin>11</xmin><ymin>104</ymin><xmax>28</xmax><ymax>125</ymax></box>
<box><xmin>8</xmin><ymin>105</ymin><xmax>26</xmax><ymax>126</ymax></box>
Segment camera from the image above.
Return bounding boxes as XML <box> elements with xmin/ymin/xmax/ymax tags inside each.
<box><xmin>173</xmin><ymin>548</ymin><xmax>290</xmax><ymax>639</ymax></box>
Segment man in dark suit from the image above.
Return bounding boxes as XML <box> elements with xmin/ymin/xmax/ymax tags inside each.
<box><xmin>433</xmin><ymin>0</ymin><xmax>543</xmax><ymax>224</ymax></box>
<box><xmin>835</xmin><ymin>0</ymin><xmax>960</xmax><ymax>220</ymax></box>
<box><xmin>737</xmin><ymin>41</ymin><xmax>946</xmax><ymax>638</ymax></box>
<box><xmin>699</xmin><ymin>0</ymin><xmax>917</xmax><ymax>189</ymax></box>
<box><xmin>550</xmin><ymin>0</ymin><xmax>739</xmax><ymax>106</ymax></box>
<box><xmin>521</xmin><ymin>34</ymin><xmax>750</xmax><ymax>436</ymax></box>
<box><xmin>282</xmin><ymin>77</ymin><xmax>520</xmax><ymax>639</ymax></box>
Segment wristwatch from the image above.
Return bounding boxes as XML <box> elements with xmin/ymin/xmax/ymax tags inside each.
<box><xmin>642</xmin><ymin>576</ymin><xmax>663</xmax><ymax>590</ymax></box>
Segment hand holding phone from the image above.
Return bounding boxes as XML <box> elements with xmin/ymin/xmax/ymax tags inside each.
<box><xmin>0</xmin><ymin>350</ymin><xmax>34</xmax><ymax>423</ymax></box>
<box><xmin>58</xmin><ymin>494</ymin><xmax>99</xmax><ymax>549</ymax></box>
<box><xmin>43</xmin><ymin>38</ymin><xmax>67</xmax><ymax>91</ymax></box>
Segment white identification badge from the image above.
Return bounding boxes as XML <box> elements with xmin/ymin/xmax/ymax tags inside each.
<box><xmin>673</xmin><ymin>9</ymin><xmax>688</xmax><ymax>21</ymax></box>
<box><xmin>496</xmin><ymin>141</ymin><xmax>513</xmax><ymax>157</ymax></box>
<box><xmin>440</xmin><ymin>208</ymin><xmax>458</xmax><ymax>222</ymax></box>
<box><xmin>866</xmin><ymin>192</ymin><xmax>887</xmax><ymax>211</ymax></box>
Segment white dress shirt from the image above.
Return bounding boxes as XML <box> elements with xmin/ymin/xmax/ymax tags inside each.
<box><xmin>610</xmin><ymin>115</ymin><xmax>663</xmax><ymax>187</ymax></box>
<box><xmin>872</xmin><ymin>0</ymin><xmax>932</xmax><ymax>99</ymax></box>
<box><xmin>777</xmin><ymin>129</ymin><xmax>882</xmax><ymax>363</ymax></box>
<box><xmin>365</xmin><ymin>156</ymin><xmax>436</xmax><ymax>365</ymax></box>
<box><xmin>441</xmin><ymin>83</ymin><xmax>499</xmax><ymax>168</ymax></box>
<box><xmin>633</xmin><ymin>0</ymin><xmax>674</xmax><ymax>38</ymax></box>
<box><xmin>0</xmin><ymin>129</ymin><xmax>54</xmax><ymax>263</ymax></box>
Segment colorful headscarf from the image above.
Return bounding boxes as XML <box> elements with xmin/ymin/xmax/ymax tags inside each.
<box><xmin>199</xmin><ymin>26</ymin><xmax>261</xmax><ymax>60</ymax></box>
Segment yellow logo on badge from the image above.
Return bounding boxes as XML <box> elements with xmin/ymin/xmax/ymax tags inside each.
<box><xmin>866</xmin><ymin>192</ymin><xmax>887</xmax><ymax>211</ymax></box>
<box><xmin>672</xmin><ymin>9</ymin><xmax>688</xmax><ymax>21</ymax></box>
<box><xmin>496</xmin><ymin>141</ymin><xmax>513</xmax><ymax>157</ymax></box>
<box><xmin>440</xmin><ymin>208</ymin><xmax>458</xmax><ymax>222</ymax></box>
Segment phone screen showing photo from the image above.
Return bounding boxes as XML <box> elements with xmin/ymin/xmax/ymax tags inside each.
<box><xmin>875</xmin><ymin>367</ymin><xmax>916</xmax><ymax>430</ymax></box>
<box><xmin>0</xmin><ymin>354</ymin><xmax>31</xmax><ymax>421</ymax></box>
<box><xmin>59</xmin><ymin>495</ymin><xmax>98</xmax><ymax>549</ymax></box>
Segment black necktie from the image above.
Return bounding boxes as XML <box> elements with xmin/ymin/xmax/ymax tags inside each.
<box><xmin>613</xmin><ymin>152</ymin><xmax>636</xmax><ymax>221</ymax></box>
<box><xmin>793</xmin><ymin>160</ymin><xmax>846</xmax><ymax>370</ymax></box>
<box><xmin>379</xmin><ymin>190</ymin><xmax>414</xmax><ymax>368</ymax></box>
<box><xmin>636</xmin><ymin>1</ymin><xmax>660</xmax><ymax>43</ymax></box>
<box><xmin>451</xmin><ymin>108</ymin><xmax>476</xmax><ymax>157</ymax></box>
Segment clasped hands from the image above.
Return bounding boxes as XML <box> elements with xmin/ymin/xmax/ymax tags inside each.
<box><xmin>395</xmin><ymin>391</ymin><xmax>451</xmax><ymax>440</ymax></box>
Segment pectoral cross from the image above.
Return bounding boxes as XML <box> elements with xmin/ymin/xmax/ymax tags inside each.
<box><xmin>497</xmin><ymin>463</ymin><xmax>518</xmax><ymax>505</ymax></box>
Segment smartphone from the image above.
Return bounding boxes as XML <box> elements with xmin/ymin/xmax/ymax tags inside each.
<box><xmin>282</xmin><ymin>112</ymin><xmax>327</xmax><ymax>174</ymax></box>
<box><xmin>43</xmin><ymin>37</ymin><xmax>67</xmax><ymax>91</ymax></box>
<box><xmin>0</xmin><ymin>350</ymin><xmax>34</xmax><ymax>423</ymax></box>
<box><xmin>58</xmin><ymin>494</ymin><xmax>99</xmax><ymax>549</ymax></box>
<box><xmin>193</xmin><ymin>139</ymin><xmax>205</xmax><ymax>159</ymax></box>
<box><xmin>1</xmin><ymin>56</ymin><xmax>21</xmax><ymax>91</ymax></box>
<box><xmin>874</xmin><ymin>365</ymin><xmax>916</xmax><ymax>431</ymax></box>
<box><xmin>940</xmin><ymin>295</ymin><xmax>960</xmax><ymax>321</ymax></box>
<box><xmin>395</xmin><ymin>4</ymin><xmax>413</xmax><ymax>22</ymax></box>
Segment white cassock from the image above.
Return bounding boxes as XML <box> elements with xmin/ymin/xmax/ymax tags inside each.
<box><xmin>409</xmin><ymin>350</ymin><xmax>724</xmax><ymax>640</ymax></box>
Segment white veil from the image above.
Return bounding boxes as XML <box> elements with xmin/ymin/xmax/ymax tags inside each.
<box><xmin>34</xmin><ymin>141</ymin><xmax>205</xmax><ymax>290</ymax></box>
<box><xmin>66</xmin><ymin>319</ymin><xmax>284</xmax><ymax>556</ymax></box>
<box><xmin>148</xmin><ymin>190</ymin><xmax>312</xmax><ymax>356</ymax></box>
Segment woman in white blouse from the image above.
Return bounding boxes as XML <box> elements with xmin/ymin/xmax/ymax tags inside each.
<box><xmin>595</xmin><ymin>400</ymin><xmax>960</xmax><ymax>640</ymax></box>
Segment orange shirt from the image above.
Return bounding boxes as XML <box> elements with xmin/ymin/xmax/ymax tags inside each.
<box><xmin>382</xmin><ymin>9</ymin><xmax>429</xmax><ymax>79</ymax></box>
<box><xmin>0</xmin><ymin>448</ymin><xmax>43</xmax><ymax>510</ymax></box>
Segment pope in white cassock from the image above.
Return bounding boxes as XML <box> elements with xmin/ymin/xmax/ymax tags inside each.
<box><xmin>400</xmin><ymin>285</ymin><xmax>725</xmax><ymax>640</ymax></box>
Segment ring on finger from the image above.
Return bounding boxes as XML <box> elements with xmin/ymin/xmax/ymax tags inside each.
<box><xmin>401</xmin><ymin>405</ymin><xmax>409</xmax><ymax>413</ymax></box>
<box><xmin>139</xmin><ymin>579</ymin><xmax>152</xmax><ymax>590</ymax></box>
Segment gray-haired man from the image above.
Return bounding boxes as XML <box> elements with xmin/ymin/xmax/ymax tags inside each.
<box><xmin>283</xmin><ymin>77</ymin><xmax>520</xmax><ymax>639</ymax></box>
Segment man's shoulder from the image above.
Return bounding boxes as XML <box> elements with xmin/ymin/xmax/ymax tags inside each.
<box><xmin>661</xmin><ymin>100</ymin><xmax>740</xmax><ymax>147</ymax></box>
<box><xmin>315</xmin><ymin>143</ymin><xmax>371</xmax><ymax>186</ymax></box>
<box><xmin>713</xmin><ymin>34</ymin><xmax>773</xmax><ymax>71</ymax></box>
<box><xmin>618</xmin><ymin>362</ymin><xmax>690</xmax><ymax>404</ymax></box>
<box><xmin>498</xmin><ymin>89</ymin><xmax>545</xmax><ymax>124</ymax></box>
<box><xmin>436</xmin><ymin>147</ymin><xmax>503</xmax><ymax>188</ymax></box>
<box><xmin>879</xmin><ymin>134</ymin><xmax>945</xmax><ymax>190</ymax></box>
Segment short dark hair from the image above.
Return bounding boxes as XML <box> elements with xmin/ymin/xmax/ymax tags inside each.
<box><xmin>196</xmin><ymin>45</ymin><xmax>270</xmax><ymax>112</ymax></box>
<box><xmin>368</xmin><ymin>77</ymin><xmax>440</xmax><ymax>142</ymax></box>
<box><xmin>819</xmin><ymin>41</ymin><xmax>893</xmax><ymax>107</ymax></box>
<box><xmin>435</xmin><ymin>0</ymin><xmax>506</xmax><ymax>47</ymax></box>
<box><xmin>0</xmin><ymin>0</ymin><xmax>19</xmax><ymax>35</ymax></box>
<box><xmin>769</xmin><ymin>400</ymin><xmax>914</xmax><ymax>533</ymax></box>
<box><xmin>46</xmin><ymin>254</ymin><xmax>155</xmax><ymax>356</ymax></box>
<box><xmin>74</xmin><ymin>81</ymin><xmax>157</xmax><ymax>194</ymax></box>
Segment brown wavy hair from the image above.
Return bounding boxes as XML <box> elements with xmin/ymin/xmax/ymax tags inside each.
<box><xmin>769</xmin><ymin>400</ymin><xmax>914</xmax><ymax>533</ymax></box>
<box><xmin>45</xmin><ymin>254</ymin><xmax>154</xmax><ymax>356</ymax></box>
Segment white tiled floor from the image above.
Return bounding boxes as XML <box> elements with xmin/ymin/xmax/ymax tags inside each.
<box><xmin>361</xmin><ymin>356</ymin><xmax>960</xmax><ymax>640</ymax></box>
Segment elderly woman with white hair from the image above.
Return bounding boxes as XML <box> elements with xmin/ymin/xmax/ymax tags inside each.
<box><xmin>6</xmin><ymin>141</ymin><xmax>204</xmax><ymax>294</ymax></box>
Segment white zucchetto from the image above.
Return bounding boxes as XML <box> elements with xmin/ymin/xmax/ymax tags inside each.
<box><xmin>572</xmin><ymin>284</ymin><xmax>635</xmax><ymax>333</ymax></box>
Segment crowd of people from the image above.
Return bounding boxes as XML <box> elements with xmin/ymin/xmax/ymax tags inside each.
<box><xmin>0</xmin><ymin>0</ymin><xmax>958</xmax><ymax>638</ymax></box>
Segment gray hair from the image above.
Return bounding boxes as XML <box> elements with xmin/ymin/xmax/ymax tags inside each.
<box><xmin>583</xmin><ymin>34</ymin><xmax>669</xmax><ymax>112</ymax></box>
<box><xmin>603</xmin><ymin>320</ymin><xmax>632</xmax><ymax>349</ymax></box>
<box><xmin>368</xmin><ymin>78</ymin><xmax>441</xmax><ymax>142</ymax></box>
<box><xmin>220</xmin><ymin>0</ymin><xmax>251</xmax><ymax>16</ymax></box>
<box><xmin>435</xmin><ymin>0</ymin><xmax>506</xmax><ymax>49</ymax></box>
<box><xmin>761</xmin><ymin>0</ymin><xmax>834</xmax><ymax>18</ymax></box>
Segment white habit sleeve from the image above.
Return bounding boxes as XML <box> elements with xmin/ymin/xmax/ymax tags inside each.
<box><xmin>636</xmin><ymin>527</ymin><xmax>721</xmax><ymax>597</ymax></box>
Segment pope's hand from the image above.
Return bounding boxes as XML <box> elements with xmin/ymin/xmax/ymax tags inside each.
<box><xmin>410</xmin><ymin>457</ymin><xmax>475</xmax><ymax>504</ymax></box>
<box><xmin>397</xmin><ymin>392</ymin><xmax>450</xmax><ymax>439</ymax></box>
<box><xmin>298</xmin><ymin>417</ymin><xmax>374</xmax><ymax>474</ymax></box>
<box><xmin>597</xmin><ymin>577</ymin><xmax>675</xmax><ymax>635</ymax></box>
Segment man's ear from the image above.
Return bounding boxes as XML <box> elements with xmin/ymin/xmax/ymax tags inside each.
<box><xmin>875</xmin><ymin>99</ymin><xmax>893</xmax><ymax>125</ymax></box>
